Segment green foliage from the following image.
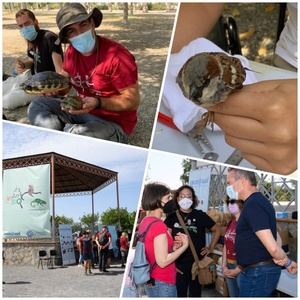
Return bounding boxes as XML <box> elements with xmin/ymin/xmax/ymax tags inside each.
<box><xmin>97</xmin><ymin>4</ymin><xmax>109</xmax><ymax>10</ymax></box>
<box><xmin>80</xmin><ymin>213</ymin><xmax>100</xmax><ymax>229</ymax></box>
<box><xmin>180</xmin><ymin>159</ymin><xmax>192</xmax><ymax>184</ymax></box>
<box><xmin>55</xmin><ymin>215</ymin><xmax>74</xmax><ymax>227</ymax></box>
<box><xmin>72</xmin><ymin>222</ymin><xmax>82</xmax><ymax>233</ymax></box>
<box><xmin>262</xmin><ymin>181</ymin><xmax>296</xmax><ymax>202</ymax></box>
<box><xmin>150</xmin><ymin>3</ymin><xmax>168</xmax><ymax>10</ymax></box>
<box><xmin>101</xmin><ymin>208</ymin><xmax>136</xmax><ymax>231</ymax></box>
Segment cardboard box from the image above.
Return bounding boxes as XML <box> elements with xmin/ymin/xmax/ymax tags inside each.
<box><xmin>215</xmin><ymin>276</ymin><xmax>228</xmax><ymax>297</ymax></box>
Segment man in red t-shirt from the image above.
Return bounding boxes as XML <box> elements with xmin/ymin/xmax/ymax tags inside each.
<box><xmin>28</xmin><ymin>3</ymin><xmax>140</xmax><ymax>143</ymax></box>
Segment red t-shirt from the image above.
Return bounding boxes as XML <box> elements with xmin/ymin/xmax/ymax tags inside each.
<box><xmin>120</xmin><ymin>236</ymin><xmax>129</xmax><ymax>250</ymax></box>
<box><xmin>138</xmin><ymin>216</ymin><xmax>176</xmax><ymax>284</ymax></box>
<box><xmin>63</xmin><ymin>36</ymin><xmax>138</xmax><ymax>135</ymax></box>
<box><xmin>224</xmin><ymin>219</ymin><xmax>237</xmax><ymax>260</ymax></box>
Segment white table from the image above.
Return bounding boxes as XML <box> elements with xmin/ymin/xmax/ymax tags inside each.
<box><xmin>152</xmin><ymin>61</ymin><xmax>297</xmax><ymax>167</ymax></box>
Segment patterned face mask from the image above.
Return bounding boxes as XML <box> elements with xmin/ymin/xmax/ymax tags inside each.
<box><xmin>178</xmin><ymin>197</ymin><xmax>193</xmax><ymax>210</ymax></box>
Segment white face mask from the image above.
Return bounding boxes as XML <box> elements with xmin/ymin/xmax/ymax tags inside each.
<box><xmin>178</xmin><ymin>197</ymin><xmax>193</xmax><ymax>210</ymax></box>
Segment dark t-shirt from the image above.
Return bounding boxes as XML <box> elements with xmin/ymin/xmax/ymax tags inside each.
<box><xmin>165</xmin><ymin>209</ymin><xmax>215</xmax><ymax>266</ymax></box>
<box><xmin>27</xmin><ymin>29</ymin><xmax>63</xmax><ymax>74</ymax></box>
<box><xmin>236</xmin><ymin>192</ymin><xmax>277</xmax><ymax>266</ymax></box>
<box><xmin>82</xmin><ymin>237</ymin><xmax>92</xmax><ymax>254</ymax></box>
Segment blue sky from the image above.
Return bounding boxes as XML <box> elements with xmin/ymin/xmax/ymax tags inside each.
<box><xmin>3</xmin><ymin>122</ymin><xmax>148</xmax><ymax>222</ymax></box>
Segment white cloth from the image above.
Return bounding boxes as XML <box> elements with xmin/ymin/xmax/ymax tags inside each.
<box><xmin>275</xmin><ymin>3</ymin><xmax>297</xmax><ymax>68</ymax></box>
<box><xmin>162</xmin><ymin>38</ymin><xmax>257</xmax><ymax>133</ymax></box>
<box><xmin>3</xmin><ymin>69</ymin><xmax>34</xmax><ymax>109</ymax></box>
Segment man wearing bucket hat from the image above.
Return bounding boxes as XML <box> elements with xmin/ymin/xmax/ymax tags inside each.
<box><xmin>28</xmin><ymin>3</ymin><xmax>140</xmax><ymax>143</ymax></box>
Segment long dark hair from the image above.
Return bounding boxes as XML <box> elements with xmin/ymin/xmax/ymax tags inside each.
<box><xmin>174</xmin><ymin>185</ymin><xmax>199</xmax><ymax>209</ymax></box>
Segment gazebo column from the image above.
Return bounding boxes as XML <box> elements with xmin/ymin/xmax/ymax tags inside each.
<box><xmin>51</xmin><ymin>154</ymin><xmax>56</xmax><ymax>242</ymax></box>
<box><xmin>116</xmin><ymin>175</ymin><xmax>121</xmax><ymax>229</ymax></box>
<box><xmin>91</xmin><ymin>191</ymin><xmax>95</xmax><ymax>234</ymax></box>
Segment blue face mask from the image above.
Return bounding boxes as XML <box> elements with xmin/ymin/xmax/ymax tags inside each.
<box><xmin>226</xmin><ymin>185</ymin><xmax>238</xmax><ymax>200</ymax></box>
<box><xmin>69</xmin><ymin>29</ymin><xmax>96</xmax><ymax>54</ymax></box>
<box><xmin>20</xmin><ymin>25</ymin><xmax>38</xmax><ymax>41</ymax></box>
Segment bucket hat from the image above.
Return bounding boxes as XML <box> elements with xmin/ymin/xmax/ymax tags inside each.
<box><xmin>56</xmin><ymin>3</ymin><xmax>103</xmax><ymax>44</ymax></box>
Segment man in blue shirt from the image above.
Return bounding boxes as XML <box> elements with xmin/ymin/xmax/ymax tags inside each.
<box><xmin>226</xmin><ymin>167</ymin><xmax>297</xmax><ymax>296</ymax></box>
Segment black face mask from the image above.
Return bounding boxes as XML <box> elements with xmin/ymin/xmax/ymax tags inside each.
<box><xmin>162</xmin><ymin>200</ymin><xmax>176</xmax><ymax>214</ymax></box>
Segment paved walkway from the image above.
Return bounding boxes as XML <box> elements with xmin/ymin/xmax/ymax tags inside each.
<box><xmin>3</xmin><ymin>263</ymin><xmax>124</xmax><ymax>297</ymax></box>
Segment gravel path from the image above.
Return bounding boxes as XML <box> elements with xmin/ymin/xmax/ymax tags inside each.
<box><xmin>3</xmin><ymin>263</ymin><xmax>124</xmax><ymax>297</ymax></box>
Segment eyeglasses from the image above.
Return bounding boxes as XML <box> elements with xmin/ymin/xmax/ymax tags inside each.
<box><xmin>226</xmin><ymin>199</ymin><xmax>237</xmax><ymax>205</ymax></box>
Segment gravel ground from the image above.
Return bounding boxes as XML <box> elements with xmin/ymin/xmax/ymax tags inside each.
<box><xmin>224</xmin><ymin>3</ymin><xmax>281</xmax><ymax>65</ymax></box>
<box><xmin>3</xmin><ymin>263</ymin><xmax>124</xmax><ymax>297</ymax></box>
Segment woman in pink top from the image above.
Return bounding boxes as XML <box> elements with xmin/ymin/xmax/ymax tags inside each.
<box><xmin>222</xmin><ymin>198</ymin><xmax>243</xmax><ymax>297</ymax></box>
<box><xmin>139</xmin><ymin>183</ymin><xmax>189</xmax><ymax>297</ymax></box>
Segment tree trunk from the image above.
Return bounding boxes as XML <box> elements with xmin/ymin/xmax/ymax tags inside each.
<box><xmin>142</xmin><ymin>3</ymin><xmax>148</xmax><ymax>13</ymax></box>
<box><xmin>122</xmin><ymin>3</ymin><xmax>129</xmax><ymax>25</ymax></box>
<box><xmin>130</xmin><ymin>3</ymin><xmax>134</xmax><ymax>16</ymax></box>
<box><xmin>8</xmin><ymin>3</ymin><xmax>13</xmax><ymax>12</ymax></box>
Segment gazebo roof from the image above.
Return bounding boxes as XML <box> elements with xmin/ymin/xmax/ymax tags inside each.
<box><xmin>3</xmin><ymin>152</ymin><xmax>117</xmax><ymax>195</ymax></box>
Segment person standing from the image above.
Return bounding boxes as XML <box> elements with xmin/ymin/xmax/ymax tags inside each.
<box><xmin>76</xmin><ymin>231</ymin><xmax>83</xmax><ymax>267</ymax></box>
<box><xmin>96</xmin><ymin>225</ymin><xmax>111</xmax><ymax>272</ymax></box>
<box><xmin>227</xmin><ymin>167</ymin><xmax>297</xmax><ymax>297</ymax></box>
<box><xmin>91</xmin><ymin>233</ymin><xmax>99</xmax><ymax>268</ymax></box>
<box><xmin>222</xmin><ymin>198</ymin><xmax>243</xmax><ymax>297</ymax></box>
<box><xmin>120</xmin><ymin>232</ymin><xmax>129</xmax><ymax>268</ymax></box>
<box><xmin>82</xmin><ymin>230</ymin><xmax>93</xmax><ymax>275</ymax></box>
<box><xmin>165</xmin><ymin>185</ymin><xmax>221</xmax><ymax>297</ymax></box>
<box><xmin>107</xmin><ymin>231</ymin><xmax>114</xmax><ymax>268</ymax></box>
<box><xmin>139</xmin><ymin>183</ymin><xmax>189</xmax><ymax>297</ymax></box>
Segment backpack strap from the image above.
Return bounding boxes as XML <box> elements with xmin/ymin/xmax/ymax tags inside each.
<box><xmin>139</xmin><ymin>219</ymin><xmax>160</xmax><ymax>272</ymax></box>
<box><xmin>138</xmin><ymin>219</ymin><xmax>160</xmax><ymax>242</ymax></box>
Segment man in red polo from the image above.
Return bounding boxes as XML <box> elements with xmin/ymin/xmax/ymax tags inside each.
<box><xmin>28</xmin><ymin>3</ymin><xmax>140</xmax><ymax>143</ymax></box>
